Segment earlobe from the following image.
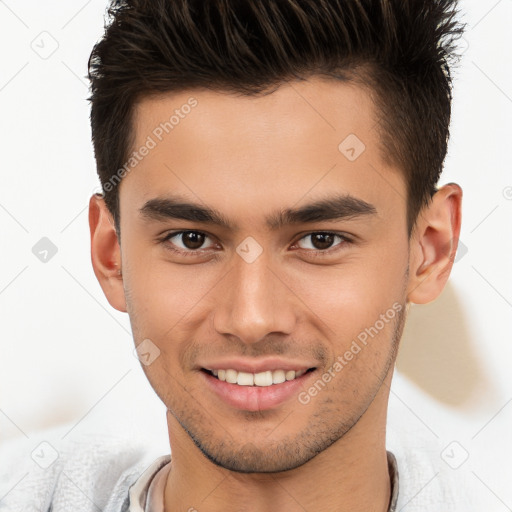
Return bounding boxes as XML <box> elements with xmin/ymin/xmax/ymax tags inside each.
<box><xmin>407</xmin><ymin>183</ymin><xmax>462</xmax><ymax>305</ymax></box>
<box><xmin>88</xmin><ymin>193</ymin><xmax>127</xmax><ymax>312</ymax></box>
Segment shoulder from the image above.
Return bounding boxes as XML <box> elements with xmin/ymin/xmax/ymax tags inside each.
<box><xmin>0</xmin><ymin>425</ymin><xmax>167</xmax><ymax>512</ymax></box>
<box><xmin>389</xmin><ymin>442</ymin><xmax>481</xmax><ymax>512</ymax></box>
<box><xmin>387</xmin><ymin>373</ymin><xmax>484</xmax><ymax>512</ymax></box>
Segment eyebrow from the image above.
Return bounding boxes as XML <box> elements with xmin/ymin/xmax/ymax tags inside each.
<box><xmin>139</xmin><ymin>193</ymin><xmax>377</xmax><ymax>231</ymax></box>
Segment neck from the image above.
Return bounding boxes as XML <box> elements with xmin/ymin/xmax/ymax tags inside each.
<box><xmin>164</xmin><ymin>372</ymin><xmax>393</xmax><ymax>512</ymax></box>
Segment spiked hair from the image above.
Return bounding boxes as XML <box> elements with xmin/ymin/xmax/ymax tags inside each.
<box><xmin>88</xmin><ymin>0</ymin><xmax>464</xmax><ymax>234</ymax></box>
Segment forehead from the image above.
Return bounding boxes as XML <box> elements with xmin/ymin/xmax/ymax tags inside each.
<box><xmin>132</xmin><ymin>77</ymin><xmax>377</xmax><ymax>156</ymax></box>
<box><xmin>122</xmin><ymin>77</ymin><xmax>406</xmax><ymax>226</ymax></box>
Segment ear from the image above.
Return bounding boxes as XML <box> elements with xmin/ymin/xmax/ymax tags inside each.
<box><xmin>407</xmin><ymin>183</ymin><xmax>463</xmax><ymax>304</ymax></box>
<box><xmin>88</xmin><ymin>194</ymin><xmax>127</xmax><ymax>312</ymax></box>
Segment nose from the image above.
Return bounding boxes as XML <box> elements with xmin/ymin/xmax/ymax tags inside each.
<box><xmin>212</xmin><ymin>248</ymin><xmax>297</xmax><ymax>345</ymax></box>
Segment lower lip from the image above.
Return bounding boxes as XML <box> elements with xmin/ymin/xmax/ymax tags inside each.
<box><xmin>200</xmin><ymin>370</ymin><xmax>315</xmax><ymax>412</ymax></box>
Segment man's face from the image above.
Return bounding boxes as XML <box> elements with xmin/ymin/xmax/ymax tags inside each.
<box><xmin>117</xmin><ymin>77</ymin><xmax>411</xmax><ymax>472</ymax></box>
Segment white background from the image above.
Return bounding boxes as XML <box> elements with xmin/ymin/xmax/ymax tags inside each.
<box><xmin>0</xmin><ymin>0</ymin><xmax>511</xmax><ymax>509</ymax></box>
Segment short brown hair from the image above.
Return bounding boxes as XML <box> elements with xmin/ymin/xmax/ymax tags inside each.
<box><xmin>88</xmin><ymin>0</ymin><xmax>464</xmax><ymax>235</ymax></box>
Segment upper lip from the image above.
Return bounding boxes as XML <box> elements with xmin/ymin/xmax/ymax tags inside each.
<box><xmin>198</xmin><ymin>357</ymin><xmax>316</xmax><ymax>374</ymax></box>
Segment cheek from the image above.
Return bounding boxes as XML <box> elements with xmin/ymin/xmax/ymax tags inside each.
<box><xmin>123</xmin><ymin>225</ymin><xmax>408</xmax><ymax>343</ymax></box>
<box><xmin>122</xmin><ymin>260</ymin><xmax>209</xmax><ymax>392</ymax></box>
<box><xmin>287</xmin><ymin>246</ymin><xmax>408</xmax><ymax>341</ymax></box>
<box><xmin>123</xmin><ymin>250</ymin><xmax>221</xmax><ymax>341</ymax></box>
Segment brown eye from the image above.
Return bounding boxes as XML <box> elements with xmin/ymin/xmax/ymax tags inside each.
<box><xmin>297</xmin><ymin>232</ymin><xmax>346</xmax><ymax>251</ymax></box>
<box><xmin>311</xmin><ymin>233</ymin><xmax>335</xmax><ymax>250</ymax></box>
<box><xmin>180</xmin><ymin>231</ymin><xmax>206</xmax><ymax>250</ymax></box>
<box><xmin>163</xmin><ymin>230</ymin><xmax>215</xmax><ymax>253</ymax></box>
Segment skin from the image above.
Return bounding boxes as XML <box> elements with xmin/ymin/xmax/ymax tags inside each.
<box><xmin>89</xmin><ymin>77</ymin><xmax>462</xmax><ymax>512</ymax></box>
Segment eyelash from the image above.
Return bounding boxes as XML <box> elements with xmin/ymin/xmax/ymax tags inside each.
<box><xmin>159</xmin><ymin>230</ymin><xmax>353</xmax><ymax>258</ymax></box>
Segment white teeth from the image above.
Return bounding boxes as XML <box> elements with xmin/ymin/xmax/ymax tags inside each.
<box><xmin>208</xmin><ymin>368</ymin><xmax>309</xmax><ymax>386</ymax></box>
<box><xmin>225</xmin><ymin>369</ymin><xmax>237</xmax><ymax>384</ymax></box>
<box><xmin>272</xmin><ymin>369</ymin><xmax>286</xmax><ymax>384</ymax></box>
<box><xmin>254</xmin><ymin>371</ymin><xmax>273</xmax><ymax>387</ymax></box>
<box><xmin>237</xmin><ymin>371</ymin><xmax>254</xmax><ymax>386</ymax></box>
<box><xmin>285</xmin><ymin>370</ymin><xmax>296</xmax><ymax>381</ymax></box>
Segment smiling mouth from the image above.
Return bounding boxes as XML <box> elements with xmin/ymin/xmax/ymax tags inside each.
<box><xmin>202</xmin><ymin>368</ymin><xmax>316</xmax><ymax>387</ymax></box>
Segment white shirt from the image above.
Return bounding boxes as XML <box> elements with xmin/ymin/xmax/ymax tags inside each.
<box><xmin>0</xmin><ymin>425</ymin><xmax>484</xmax><ymax>511</ymax></box>
<box><xmin>128</xmin><ymin>452</ymin><xmax>400</xmax><ymax>511</ymax></box>
<box><xmin>129</xmin><ymin>455</ymin><xmax>172</xmax><ymax>512</ymax></box>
